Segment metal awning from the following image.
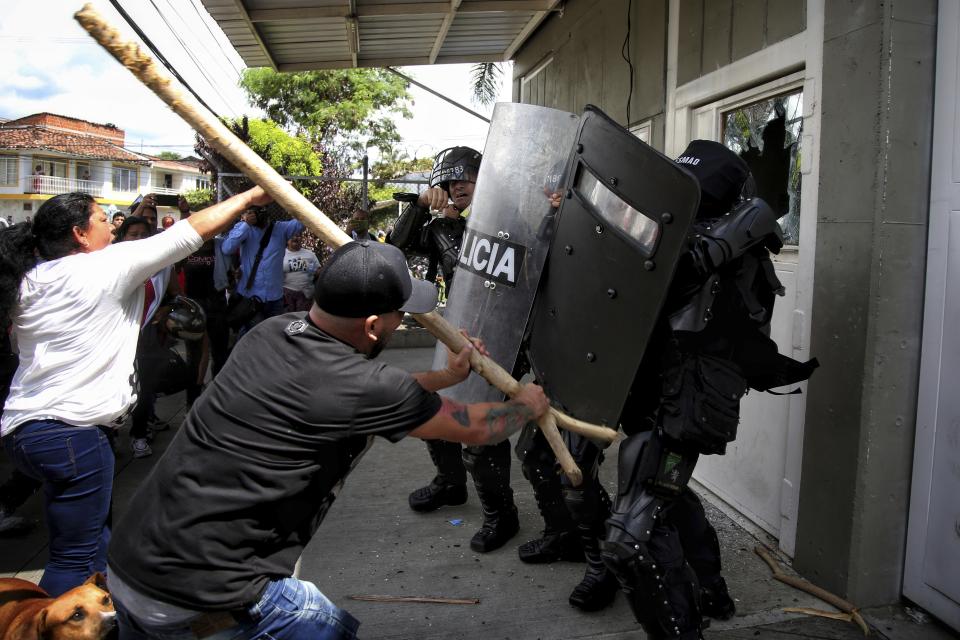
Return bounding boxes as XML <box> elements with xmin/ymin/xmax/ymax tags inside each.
<box><xmin>199</xmin><ymin>0</ymin><xmax>560</xmax><ymax>71</ymax></box>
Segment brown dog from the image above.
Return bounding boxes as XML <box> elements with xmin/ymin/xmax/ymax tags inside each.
<box><xmin>0</xmin><ymin>573</ymin><xmax>115</xmax><ymax>640</ymax></box>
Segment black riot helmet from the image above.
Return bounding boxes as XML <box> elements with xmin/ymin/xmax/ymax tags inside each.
<box><xmin>429</xmin><ymin>146</ymin><xmax>482</xmax><ymax>191</ymax></box>
<box><xmin>675</xmin><ymin>140</ymin><xmax>750</xmax><ymax>218</ymax></box>
<box><xmin>165</xmin><ymin>296</ymin><xmax>207</xmax><ymax>341</ymax></box>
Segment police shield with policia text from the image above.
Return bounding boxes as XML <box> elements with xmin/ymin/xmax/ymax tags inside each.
<box><xmin>426</xmin><ymin>104</ymin><xmax>582</xmax><ymax>557</ymax></box>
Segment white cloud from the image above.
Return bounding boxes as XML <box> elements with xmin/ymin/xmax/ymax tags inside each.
<box><xmin>0</xmin><ymin>1</ymin><xmax>514</xmax><ymax>162</ymax></box>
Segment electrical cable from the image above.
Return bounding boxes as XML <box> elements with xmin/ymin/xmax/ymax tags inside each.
<box><xmin>159</xmin><ymin>0</ymin><xmax>244</xmax><ymax>112</ymax></box>
<box><xmin>621</xmin><ymin>0</ymin><xmax>634</xmax><ymax>126</ymax></box>
<box><xmin>186</xmin><ymin>0</ymin><xmax>245</xmax><ymax>77</ymax></box>
<box><xmin>107</xmin><ymin>0</ymin><xmax>220</xmax><ymax>118</ymax></box>
<box><xmin>146</xmin><ymin>0</ymin><xmax>238</xmax><ymax>117</ymax></box>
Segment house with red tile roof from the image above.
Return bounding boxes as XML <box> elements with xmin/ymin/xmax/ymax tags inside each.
<box><xmin>0</xmin><ymin>113</ymin><xmax>210</xmax><ymax>222</ymax></box>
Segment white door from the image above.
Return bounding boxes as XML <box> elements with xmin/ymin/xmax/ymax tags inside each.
<box><xmin>688</xmin><ymin>77</ymin><xmax>813</xmax><ymax>554</ymax></box>
<box><xmin>904</xmin><ymin>0</ymin><xmax>960</xmax><ymax>631</ymax></box>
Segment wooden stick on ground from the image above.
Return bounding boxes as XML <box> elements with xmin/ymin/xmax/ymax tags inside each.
<box><xmin>73</xmin><ymin>3</ymin><xmax>617</xmax><ymax>485</ymax></box>
<box><xmin>755</xmin><ymin>546</ymin><xmax>870</xmax><ymax>635</ymax></box>
<box><xmin>348</xmin><ymin>594</ymin><xmax>480</xmax><ymax>605</ymax></box>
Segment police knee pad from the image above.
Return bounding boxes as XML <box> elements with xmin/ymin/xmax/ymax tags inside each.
<box><xmin>600</xmin><ymin>538</ymin><xmax>702</xmax><ymax>638</ymax></box>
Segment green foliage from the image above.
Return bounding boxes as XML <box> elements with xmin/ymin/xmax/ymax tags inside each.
<box><xmin>182</xmin><ymin>187</ymin><xmax>214</xmax><ymax>210</ymax></box>
<box><xmin>155</xmin><ymin>151</ymin><xmax>182</xmax><ymax>160</ymax></box>
<box><xmin>367</xmin><ymin>150</ymin><xmax>432</xmax><ymax>203</ymax></box>
<box><xmin>243</xmin><ymin>118</ymin><xmax>323</xmax><ymax>178</ymax></box>
<box><xmin>239</xmin><ymin>67</ymin><xmax>412</xmax><ymax>157</ymax></box>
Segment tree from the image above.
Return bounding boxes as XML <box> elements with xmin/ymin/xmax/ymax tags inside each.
<box><xmin>195</xmin><ymin>117</ymin><xmax>322</xmax><ymax>197</ymax></box>
<box><xmin>470</xmin><ymin>62</ymin><xmax>503</xmax><ymax>106</ymax></box>
<box><xmin>155</xmin><ymin>151</ymin><xmax>182</xmax><ymax>160</ymax></box>
<box><xmin>367</xmin><ymin>151</ymin><xmax>434</xmax><ymax>203</ymax></box>
<box><xmin>239</xmin><ymin>68</ymin><xmax>412</xmax><ymax>158</ymax></box>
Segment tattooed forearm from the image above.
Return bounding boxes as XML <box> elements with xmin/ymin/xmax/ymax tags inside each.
<box><xmin>451</xmin><ymin>405</ymin><xmax>470</xmax><ymax>427</ymax></box>
<box><xmin>482</xmin><ymin>401</ymin><xmax>535</xmax><ymax>443</ymax></box>
<box><xmin>439</xmin><ymin>399</ymin><xmax>472</xmax><ymax>428</ymax></box>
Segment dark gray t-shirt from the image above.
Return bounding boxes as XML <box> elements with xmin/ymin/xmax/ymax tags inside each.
<box><xmin>108</xmin><ymin>313</ymin><xmax>442</xmax><ymax>611</ymax></box>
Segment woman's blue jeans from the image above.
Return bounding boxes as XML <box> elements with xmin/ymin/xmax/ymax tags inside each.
<box><xmin>3</xmin><ymin>419</ymin><xmax>114</xmax><ymax>596</ymax></box>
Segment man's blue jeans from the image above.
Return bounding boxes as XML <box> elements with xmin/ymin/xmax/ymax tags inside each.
<box><xmin>2</xmin><ymin>419</ymin><xmax>114</xmax><ymax>596</ymax></box>
<box><xmin>114</xmin><ymin>577</ymin><xmax>360</xmax><ymax>639</ymax></box>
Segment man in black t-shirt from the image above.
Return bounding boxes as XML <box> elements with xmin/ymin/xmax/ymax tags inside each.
<box><xmin>107</xmin><ymin>241</ymin><xmax>549</xmax><ymax>640</ymax></box>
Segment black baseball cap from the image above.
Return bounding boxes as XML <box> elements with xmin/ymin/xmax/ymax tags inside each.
<box><xmin>314</xmin><ymin>241</ymin><xmax>438</xmax><ymax>317</ymax></box>
<box><xmin>675</xmin><ymin>140</ymin><xmax>750</xmax><ymax>218</ymax></box>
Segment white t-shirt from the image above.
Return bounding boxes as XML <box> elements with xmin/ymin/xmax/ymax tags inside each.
<box><xmin>282</xmin><ymin>248</ymin><xmax>319</xmax><ymax>294</ymax></box>
<box><xmin>1</xmin><ymin>220</ymin><xmax>203</xmax><ymax>437</ymax></box>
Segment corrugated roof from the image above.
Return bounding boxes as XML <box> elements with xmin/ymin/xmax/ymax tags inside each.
<box><xmin>199</xmin><ymin>0</ymin><xmax>560</xmax><ymax>71</ymax></box>
<box><xmin>0</xmin><ymin>126</ymin><xmax>149</xmax><ymax>164</ymax></box>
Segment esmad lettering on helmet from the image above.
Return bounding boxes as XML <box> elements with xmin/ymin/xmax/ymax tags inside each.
<box><xmin>458</xmin><ymin>228</ymin><xmax>527</xmax><ymax>286</ymax></box>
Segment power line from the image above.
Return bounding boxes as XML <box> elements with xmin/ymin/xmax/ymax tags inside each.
<box><xmin>146</xmin><ymin>0</ymin><xmax>238</xmax><ymax>117</ymax></box>
<box><xmin>186</xmin><ymin>0</ymin><xmax>245</xmax><ymax>77</ymax></box>
<box><xmin>158</xmin><ymin>0</ymin><xmax>245</xmax><ymax>115</ymax></box>
<box><xmin>107</xmin><ymin>0</ymin><xmax>220</xmax><ymax>118</ymax></box>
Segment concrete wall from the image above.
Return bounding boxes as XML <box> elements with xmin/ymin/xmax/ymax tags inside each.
<box><xmin>794</xmin><ymin>0</ymin><xmax>937</xmax><ymax>605</ymax></box>
<box><xmin>676</xmin><ymin>0</ymin><xmax>805</xmax><ymax>85</ymax></box>
<box><xmin>512</xmin><ymin>0</ymin><xmax>668</xmax><ymax>148</ymax></box>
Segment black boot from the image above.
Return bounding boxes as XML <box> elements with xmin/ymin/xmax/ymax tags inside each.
<box><xmin>408</xmin><ymin>478</ymin><xmax>468</xmax><ymax>512</ymax></box>
<box><xmin>466</xmin><ymin>442</ymin><xmax>518</xmax><ymax>553</ymax></box>
<box><xmin>699</xmin><ymin>576</ymin><xmax>735</xmax><ymax>620</ymax></box>
<box><xmin>518</xmin><ymin>474</ymin><xmax>582</xmax><ymax>563</ymax></box>
<box><xmin>470</xmin><ymin>500</ymin><xmax>520</xmax><ymax>553</ymax></box>
<box><xmin>409</xmin><ymin>440</ymin><xmax>467</xmax><ymax>512</ymax></box>
<box><xmin>568</xmin><ymin>525</ymin><xmax>619</xmax><ymax>611</ymax></box>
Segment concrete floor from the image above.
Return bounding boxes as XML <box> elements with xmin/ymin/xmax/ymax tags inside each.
<box><xmin>1</xmin><ymin>343</ymin><xmax>955</xmax><ymax>640</ymax></box>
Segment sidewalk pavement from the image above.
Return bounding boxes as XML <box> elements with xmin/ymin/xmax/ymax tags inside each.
<box><xmin>0</xmin><ymin>339</ymin><xmax>955</xmax><ymax>640</ymax></box>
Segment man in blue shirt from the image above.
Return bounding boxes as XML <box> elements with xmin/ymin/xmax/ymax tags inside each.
<box><xmin>222</xmin><ymin>207</ymin><xmax>304</xmax><ymax>328</ymax></box>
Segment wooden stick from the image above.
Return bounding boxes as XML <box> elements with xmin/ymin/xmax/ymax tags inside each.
<box><xmin>73</xmin><ymin>4</ymin><xmax>619</xmax><ymax>486</ymax></box>
<box><xmin>755</xmin><ymin>546</ymin><xmax>870</xmax><ymax>635</ymax></box>
<box><xmin>783</xmin><ymin>607</ymin><xmax>856</xmax><ymax>622</ymax></box>
<box><xmin>348</xmin><ymin>594</ymin><xmax>480</xmax><ymax>605</ymax></box>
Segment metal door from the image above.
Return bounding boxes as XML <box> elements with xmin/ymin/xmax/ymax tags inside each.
<box><xmin>904</xmin><ymin>0</ymin><xmax>960</xmax><ymax>630</ymax></box>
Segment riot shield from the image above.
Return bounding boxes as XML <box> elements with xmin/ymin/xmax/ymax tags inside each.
<box><xmin>526</xmin><ymin>105</ymin><xmax>700</xmax><ymax>426</ymax></box>
<box><xmin>432</xmin><ymin>103</ymin><xmax>580</xmax><ymax>403</ymax></box>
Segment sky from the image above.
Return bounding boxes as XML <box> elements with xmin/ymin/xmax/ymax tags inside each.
<box><xmin>0</xmin><ymin>0</ymin><xmax>511</xmax><ymax>162</ymax></box>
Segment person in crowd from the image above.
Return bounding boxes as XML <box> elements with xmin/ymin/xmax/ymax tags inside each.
<box><xmin>112</xmin><ymin>212</ymin><xmax>126</xmax><ymax>229</ymax></box>
<box><xmin>107</xmin><ymin>240</ymin><xmax>550</xmax><ymax>639</ymax></box>
<box><xmin>130</xmin><ymin>194</ymin><xmax>159</xmax><ymax>231</ymax></box>
<box><xmin>222</xmin><ymin>206</ymin><xmax>304</xmax><ymax>330</ymax></box>
<box><xmin>177</xmin><ymin>195</ymin><xmax>229</xmax><ymax>396</ymax></box>
<box><xmin>161</xmin><ymin>215</ymin><xmax>176</xmax><ymax>231</ymax></box>
<box><xmin>0</xmin><ymin>186</ymin><xmax>272</xmax><ymax>596</ymax></box>
<box><xmin>114</xmin><ymin>216</ymin><xmax>180</xmax><ymax>459</ymax></box>
<box><xmin>348</xmin><ymin>209</ymin><xmax>378</xmax><ymax>242</ymax></box>
<box><xmin>31</xmin><ymin>165</ymin><xmax>44</xmax><ymax>193</ymax></box>
<box><xmin>282</xmin><ymin>233</ymin><xmax>320</xmax><ymax>313</ymax></box>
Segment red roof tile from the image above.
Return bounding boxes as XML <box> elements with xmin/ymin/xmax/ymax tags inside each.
<box><xmin>0</xmin><ymin>126</ymin><xmax>148</xmax><ymax>165</ymax></box>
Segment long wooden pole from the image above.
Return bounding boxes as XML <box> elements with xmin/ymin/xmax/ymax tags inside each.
<box><xmin>74</xmin><ymin>4</ymin><xmax>619</xmax><ymax>485</ymax></box>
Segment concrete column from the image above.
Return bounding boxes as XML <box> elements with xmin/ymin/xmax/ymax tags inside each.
<box><xmin>794</xmin><ymin>0</ymin><xmax>937</xmax><ymax>605</ymax></box>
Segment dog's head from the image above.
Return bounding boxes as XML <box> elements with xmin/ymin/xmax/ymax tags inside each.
<box><xmin>37</xmin><ymin>573</ymin><xmax>115</xmax><ymax>640</ymax></box>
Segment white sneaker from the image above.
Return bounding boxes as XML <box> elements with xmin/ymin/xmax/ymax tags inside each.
<box><xmin>131</xmin><ymin>438</ymin><xmax>153</xmax><ymax>459</ymax></box>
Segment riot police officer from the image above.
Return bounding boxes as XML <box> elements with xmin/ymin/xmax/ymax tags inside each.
<box><xmin>393</xmin><ymin>147</ymin><xmax>522</xmax><ymax>553</ymax></box>
<box><xmin>595</xmin><ymin>140</ymin><xmax>816</xmax><ymax>638</ymax></box>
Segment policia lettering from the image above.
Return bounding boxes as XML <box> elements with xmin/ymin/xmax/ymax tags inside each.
<box><xmin>457</xmin><ymin>229</ymin><xmax>527</xmax><ymax>287</ymax></box>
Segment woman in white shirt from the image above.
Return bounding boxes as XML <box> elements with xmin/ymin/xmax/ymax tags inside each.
<box><xmin>0</xmin><ymin>186</ymin><xmax>271</xmax><ymax>596</ymax></box>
